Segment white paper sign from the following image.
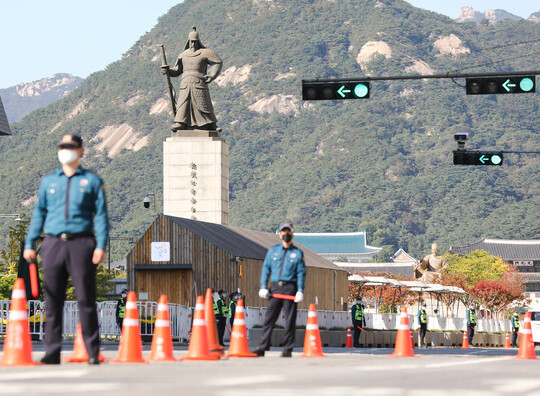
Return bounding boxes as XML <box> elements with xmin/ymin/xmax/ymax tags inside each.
<box><xmin>139</xmin><ymin>292</ymin><xmax>148</xmax><ymax>301</ymax></box>
<box><xmin>151</xmin><ymin>242</ymin><xmax>171</xmax><ymax>262</ymax></box>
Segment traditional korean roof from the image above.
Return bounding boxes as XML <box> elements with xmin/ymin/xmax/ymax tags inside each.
<box><xmin>391</xmin><ymin>247</ymin><xmax>416</xmax><ymax>262</ymax></box>
<box><xmin>341</xmin><ymin>262</ymin><xmax>414</xmax><ymax>278</ymax></box>
<box><xmin>0</xmin><ymin>96</ymin><xmax>11</xmax><ymax>136</ymax></box>
<box><xmin>292</xmin><ymin>232</ymin><xmax>381</xmax><ymax>255</ymax></box>
<box><xmin>449</xmin><ymin>238</ymin><xmax>540</xmax><ymax>261</ymax></box>
<box><xmin>164</xmin><ymin>215</ymin><xmax>346</xmax><ymax>271</ymax></box>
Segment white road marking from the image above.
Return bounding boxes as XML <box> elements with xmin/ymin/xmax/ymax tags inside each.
<box><xmin>1</xmin><ymin>383</ymin><xmax>122</xmax><ymax>394</ymax></box>
<box><xmin>490</xmin><ymin>378</ymin><xmax>540</xmax><ymax>392</ymax></box>
<box><xmin>425</xmin><ymin>356</ymin><xmax>508</xmax><ymax>368</ymax></box>
<box><xmin>0</xmin><ymin>370</ymin><xmax>88</xmax><ymax>381</ymax></box>
<box><xmin>210</xmin><ymin>374</ymin><xmax>286</xmax><ymax>386</ymax></box>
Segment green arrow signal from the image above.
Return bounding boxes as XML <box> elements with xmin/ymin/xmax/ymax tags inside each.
<box><xmin>479</xmin><ymin>155</ymin><xmax>488</xmax><ymax>164</ymax></box>
<box><xmin>337</xmin><ymin>85</ymin><xmax>351</xmax><ymax>98</ymax></box>
<box><xmin>502</xmin><ymin>79</ymin><xmax>516</xmax><ymax>92</ymax></box>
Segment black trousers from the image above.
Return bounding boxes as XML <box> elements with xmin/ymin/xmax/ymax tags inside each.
<box><xmin>41</xmin><ymin>234</ymin><xmax>99</xmax><ymax>357</ymax></box>
<box><xmin>217</xmin><ymin>317</ymin><xmax>226</xmax><ymax>346</ymax></box>
<box><xmin>512</xmin><ymin>329</ymin><xmax>519</xmax><ymax>347</ymax></box>
<box><xmin>467</xmin><ymin>324</ymin><xmax>475</xmax><ymax>345</ymax></box>
<box><xmin>419</xmin><ymin>324</ymin><xmax>427</xmax><ymax>346</ymax></box>
<box><xmin>353</xmin><ymin>320</ymin><xmax>364</xmax><ymax>347</ymax></box>
<box><xmin>258</xmin><ymin>283</ymin><xmax>297</xmax><ymax>351</ymax></box>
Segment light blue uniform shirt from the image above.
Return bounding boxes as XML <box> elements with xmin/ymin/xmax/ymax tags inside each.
<box><xmin>25</xmin><ymin>167</ymin><xmax>109</xmax><ymax>250</ymax></box>
<box><xmin>260</xmin><ymin>243</ymin><xmax>306</xmax><ymax>292</ymax></box>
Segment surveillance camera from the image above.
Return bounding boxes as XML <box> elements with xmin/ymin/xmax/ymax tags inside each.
<box><xmin>143</xmin><ymin>196</ymin><xmax>150</xmax><ymax>208</ymax></box>
<box><xmin>454</xmin><ymin>132</ymin><xmax>469</xmax><ymax>142</ymax></box>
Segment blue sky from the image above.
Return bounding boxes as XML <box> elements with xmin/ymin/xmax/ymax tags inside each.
<box><xmin>0</xmin><ymin>0</ymin><xmax>538</xmax><ymax>89</ymax></box>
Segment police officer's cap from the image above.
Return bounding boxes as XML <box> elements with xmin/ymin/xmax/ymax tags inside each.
<box><xmin>218</xmin><ymin>289</ymin><xmax>226</xmax><ymax>295</ymax></box>
<box><xmin>59</xmin><ymin>134</ymin><xmax>83</xmax><ymax>148</ymax></box>
<box><xmin>279</xmin><ymin>223</ymin><xmax>294</xmax><ymax>232</ymax></box>
<box><xmin>121</xmin><ymin>288</ymin><xmax>127</xmax><ymax>293</ymax></box>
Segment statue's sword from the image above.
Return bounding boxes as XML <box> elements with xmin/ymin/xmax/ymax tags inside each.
<box><xmin>159</xmin><ymin>44</ymin><xmax>177</xmax><ymax>116</ymax></box>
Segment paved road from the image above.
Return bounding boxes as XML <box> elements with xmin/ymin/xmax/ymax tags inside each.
<box><xmin>1</xmin><ymin>345</ymin><xmax>538</xmax><ymax>395</ymax></box>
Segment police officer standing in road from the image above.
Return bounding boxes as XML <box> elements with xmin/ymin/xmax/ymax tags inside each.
<box><xmin>253</xmin><ymin>223</ymin><xmax>306</xmax><ymax>357</ymax></box>
<box><xmin>229</xmin><ymin>292</ymin><xmax>239</xmax><ymax>328</ymax></box>
<box><xmin>466</xmin><ymin>304</ymin><xmax>476</xmax><ymax>346</ymax></box>
<box><xmin>351</xmin><ymin>296</ymin><xmax>366</xmax><ymax>348</ymax></box>
<box><xmin>214</xmin><ymin>289</ymin><xmax>228</xmax><ymax>346</ymax></box>
<box><xmin>511</xmin><ymin>312</ymin><xmax>520</xmax><ymax>348</ymax></box>
<box><xmin>116</xmin><ymin>288</ymin><xmax>128</xmax><ymax>334</ymax></box>
<box><xmin>24</xmin><ymin>134</ymin><xmax>109</xmax><ymax>365</ymax></box>
<box><xmin>417</xmin><ymin>303</ymin><xmax>428</xmax><ymax>348</ymax></box>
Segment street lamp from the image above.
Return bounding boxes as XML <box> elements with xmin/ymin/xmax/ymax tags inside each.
<box><xmin>108</xmin><ymin>237</ymin><xmax>135</xmax><ymax>273</ymax></box>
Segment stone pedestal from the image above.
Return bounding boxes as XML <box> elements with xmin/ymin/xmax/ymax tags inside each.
<box><xmin>163</xmin><ymin>130</ymin><xmax>229</xmax><ymax>224</ymax></box>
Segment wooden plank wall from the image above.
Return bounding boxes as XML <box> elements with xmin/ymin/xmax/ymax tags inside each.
<box><xmin>127</xmin><ymin>215</ymin><xmax>348</xmax><ymax>310</ymax></box>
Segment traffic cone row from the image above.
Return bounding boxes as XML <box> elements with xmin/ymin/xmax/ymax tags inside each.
<box><xmin>461</xmin><ymin>330</ymin><xmax>470</xmax><ymax>349</ymax></box>
<box><xmin>515</xmin><ymin>312</ymin><xmax>536</xmax><ymax>360</ymax></box>
<box><xmin>504</xmin><ymin>332</ymin><xmax>511</xmax><ymax>349</ymax></box>
<box><xmin>345</xmin><ymin>327</ymin><xmax>353</xmax><ymax>348</ymax></box>
<box><xmin>388</xmin><ymin>306</ymin><xmax>416</xmax><ymax>357</ymax></box>
<box><xmin>0</xmin><ymin>278</ymin><xmax>37</xmax><ymax>366</ymax></box>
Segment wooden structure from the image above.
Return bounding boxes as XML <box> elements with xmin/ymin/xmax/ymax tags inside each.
<box><xmin>127</xmin><ymin>214</ymin><xmax>348</xmax><ymax>310</ymax></box>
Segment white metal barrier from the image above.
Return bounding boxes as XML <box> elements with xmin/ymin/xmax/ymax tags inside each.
<box><xmin>0</xmin><ymin>300</ymin><xmax>509</xmax><ymax>342</ymax></box>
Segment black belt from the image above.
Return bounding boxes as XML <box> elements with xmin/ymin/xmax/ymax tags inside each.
<box><xmin>48</xmin><ymin>232</ymin><xmax>94</xmax><ymax>241</ymax></box>
<box><xmin>273</xmin><ymin>281</ymin><xmax>297</xmax><ymax>286</ymax></box>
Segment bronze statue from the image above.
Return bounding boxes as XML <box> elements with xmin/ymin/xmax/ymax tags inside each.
<box><xmin>414</xmin><ymin>243</ymin><xmax>448</xmax><ymax>282</ymax></box>
<box><xmin>161</xmin><ymin>27</ymin><xmax>223</xmax><ymax>131</ymax></box>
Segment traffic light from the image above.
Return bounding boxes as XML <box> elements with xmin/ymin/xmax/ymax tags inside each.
<box><xmin>302</xmin><ymin>80</ymin><xmax>370</xmax><ymax>100</ymax></box>
<box><xmin>466</xmin><ymin>76</ymin><xmax>535</xmax><ymax>95</ymax></box>
<box><xmin>453</xmin><ymin>150</ymin><xmax>504</xmax><ymax>166</ymax></box>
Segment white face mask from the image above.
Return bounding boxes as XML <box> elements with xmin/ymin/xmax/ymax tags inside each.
<box><xmin>121</xmin><ymin>293</ymin><xmax>127</xmax><ymax>298</ymax></box>
<box><xmin>58</xmin><ymin>149</ymin><xmax>79</xmax><ymax>165</ymax></box>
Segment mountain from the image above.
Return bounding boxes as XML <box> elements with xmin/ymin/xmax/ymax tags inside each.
<box><xmin>0</xmin><ymin>74</ymin><xmax>83</xmax><ymax>123</ymax></box>
<box><xmin>456</xmin><ymin>6</ymin><xmax>538</xmax><ymax>24</ymax></box>
<box><xmin>0</xmin><ymin>0</ymin><xmax>538</xmax><ymax>261</ymax></box>
<box><xmin>529</xmin><ymin>12</ymin><xmax>540</xmax><ymax>23</ymax></box>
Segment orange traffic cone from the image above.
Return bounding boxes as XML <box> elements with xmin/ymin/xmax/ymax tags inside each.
<box><xmin>0</xmin><ymin>278</ymin><xmax>37</xmax><ymax>366</ymax></box>
<box><xmin>345</xmin><ymin>327</ymin><xmax>353</xmax><ymax>348</ymax></box>
<box><xmin>504</xmin><ymin>332</ymin><xmax>511</xmax><ymax>349</ymax></box>
<box><xmin>410</xmin><ymin>330</ymin><xmax>415</xmax><ymax>349</ymax></box>
<box><xmin>147</xmin><ymin>295</ymin><xmax>176</xmax><ymax>362</ymax></box>
<box><xmin>111</xmin><ymin>291</ymin><xmax>147</xmax><ymax>363</ymax></box>
<box><xmin>388</xmin><ymin>306</ymin><xmax>416</xmax><ymax>357</ymax></box>
<box><xmin>300</xmin><ymin>304</ymin><xmax>326</xmax><ymax>358</ymax></box>
<box><xmin>64</xmin><ymin>323</ymin><xmax>106</xmax><ymax>362</ymax></box>
<box><xmin>204</xmin><ymin>288</ymin><xmax>224</xmax><ymax>354</ymax></box>
<box><xmin>515</xmin><ymin>312</ymin><xmax>536</xmax><ymax>360</ymax></box>
<box><xmin>226</xmin><ymin>299</ymin><xmax>258</xmax><ymax>358</ymax></box>
<box><xmin>179</xmin><ymin>295</ymin><xmax>220</xmax><ymax>361</ymax></box>
<box><xmin>461</xmin><ymin>330</ymin><xmax>470</xmax><ymax>349</ymax></box>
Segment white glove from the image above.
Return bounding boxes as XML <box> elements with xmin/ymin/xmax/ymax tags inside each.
<box><xmin>259</xmin><ymin>288</ymin><xmax>269</xmax><ymax>299</ymax></box>
<box><xmin>294</xmin><ymin>291</ymin><xmax>304</xmax><ymax>303</ymax></box>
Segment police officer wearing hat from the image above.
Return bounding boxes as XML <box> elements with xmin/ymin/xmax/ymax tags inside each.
<box><xmin>229</xmin><ymin>292</ymin><xmax>240</xmax><ymax>328</ymax></box>
<box><xmin>24</xmin><ymin>134</ymin><xmax>109</xmax><ymax>365</ymax></box>
<box><xmin>511</xmin><ymin>312</ymin><xmax>520</xmax><ymax>348</ymax></box>
<box><xmin>253</xmin><ymin>223</ymin><xmax>306</xmax><ymax>357</ymax></box>
<box><xmin>116</xmin><ymin>288</ymin><xmax>128</xmax><ymax>334</ymax></box>
<box><xmin>351</xmin><ymin>296</ymin><xmax>366</xmax><ymax>348</ymax></box>
<box><xmin>417</xmin><ymin>303</ymin><xmax>428</xmax><ymax>348</ymax></box>
<box><xmin>213</xmin><ymin>289</ymin><xmax>228</xmax><ymax>346</ymax></box>
<box><xmin>466</xmin><ymin>304</ymin><xmax>476</xmax><ymax>346</ymax></box>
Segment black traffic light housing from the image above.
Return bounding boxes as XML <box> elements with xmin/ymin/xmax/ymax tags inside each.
<box><xmin>453</xmin><ymin>150</ymin><xmax>504</xmax><ymax>166</ymax></box>
<box><xmin>466</xmin><ymin>76</ymin><xmax>535</xmax><ymax>95</ymax></box>
<box><xmin>302</xmin><ymin>80</ymin><xmax>370</xmax><ymax>100</ymax></box>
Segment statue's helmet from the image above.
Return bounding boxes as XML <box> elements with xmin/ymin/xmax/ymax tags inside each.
<box><xmin>184</xmin><ymin>26</ymin><xmax>205</xmax><ymax>50</ymax></box>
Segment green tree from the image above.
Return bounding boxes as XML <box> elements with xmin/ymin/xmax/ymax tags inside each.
<box><xmin>0</xmin><ymin>216</ymin><xmax>30</xmax><ymax>274</ymax></box>
<box><xmin>442</xmin><ymin>250</ymin><xmax>509</xmax><ymax>289</ymax></box>
<box><xmin>65</xmin><ymin>266</ymin><xmax>115</xmax><ymax>302</ymax></box>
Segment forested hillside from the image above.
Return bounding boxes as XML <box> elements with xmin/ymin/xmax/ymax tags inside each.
<box><xmin>0</xmin><ymin>0</ymin><xmax>538</xmax><ymax>260</ymax></box>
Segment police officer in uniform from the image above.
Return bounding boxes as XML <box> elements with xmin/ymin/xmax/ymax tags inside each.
<box><xmin>24</xmin><ymin>134</ymin><xmax>109</xmax><ymax>365</ymax></box>
<box><xmin>466</xmin><ymin>305</ymin><xmax>476</xmax><ymax>346</ymax></box>
<box><xmin>511</xmin><ymin>312</ymin><xmax>520</xmax><ymax>348</ymax></box>
<box><xmin>253</xmin><ymin>223</ymin><xmax>306</xmax><ymax>357</ymax></box>
<box><xmin>351</xmin><ymin>297</ymin><xmax>366</xmax><ymax>348</ymax></box>
<box><xmin>116</xmin><ymin>288</ymin><xmax>128</xmax><ymax>333</ymax></box>
<box><xmin>213</xmin><ymin>289</ymin><xmax>228</xmax><ymax>346</ymax></box>
<box><xmin>229</xmin><ymin>292</ymin><xmax>239</xmax><ymax>328</ymax></box>
<box><xmin>417</xmin><ymin>303</ymin><xmax>428</xmax><ymax>348</ymax></box>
